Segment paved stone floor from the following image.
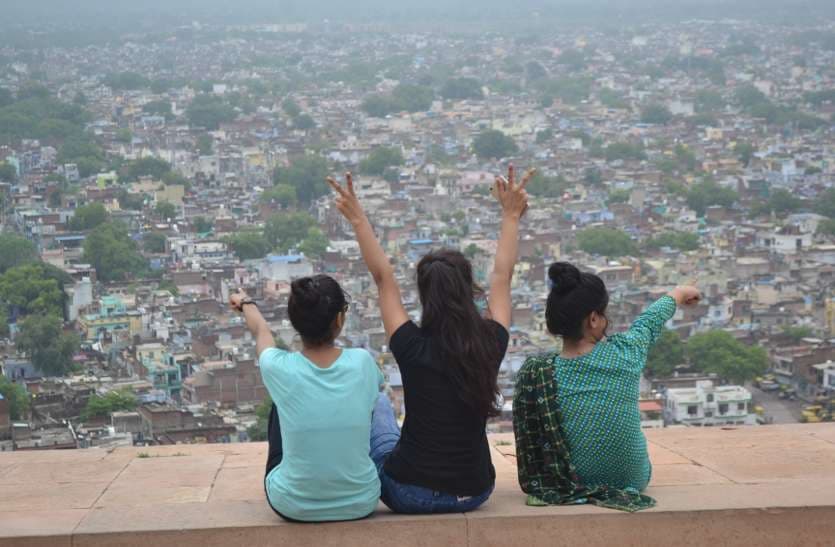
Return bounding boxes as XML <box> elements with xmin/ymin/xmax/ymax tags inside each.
<box><xmin>2</xmin><ymin>424</ymin><xmax>835</xmax><ymax>546</ymax></box>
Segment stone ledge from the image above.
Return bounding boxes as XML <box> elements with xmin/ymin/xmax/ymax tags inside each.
<box><xmin>2</xmin><ymin>424</ymin><xmax>835</xmax><ymax>547</ymax></box>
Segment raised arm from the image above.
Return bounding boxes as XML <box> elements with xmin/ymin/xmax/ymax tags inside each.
<box><xmin>328</xmin><ymin>173</ymin><xmax>409</xmax><ymax>338</ymax></box>
<box><xmin>488</xmin><ymin>165</ymin><xmax>533</xmax><ymax>330</ymax></box>
<box><xmin>230</xmin><ymin>290</ymin><xmax>274</xmax><ymax>358</ymax></box>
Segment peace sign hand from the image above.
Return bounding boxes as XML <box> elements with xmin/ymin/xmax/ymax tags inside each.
<box><xmin>494</xmin><ymin>164</ymin><xmax>534</xmax><ymax>220</ymax></box>
<box><xmin>327</xmin><ymin>172</ymin><xmax>366</xmax><ymax>227</ymax></box>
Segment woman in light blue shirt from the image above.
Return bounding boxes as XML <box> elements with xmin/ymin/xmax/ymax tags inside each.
<box><xmin>230</xmin><ymin>275</ymin><xmax>383</xmax><ymax>522</ymax></box>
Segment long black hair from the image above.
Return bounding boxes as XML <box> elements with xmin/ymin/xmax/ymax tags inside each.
<box><xmin>417</xmin><ymin>249</ymin><xmax>502</xmax><ymax>418</ymax></box>
<box><xmin>288</xmin><ymin>274</ymin><xmax>348</xmax><ymax>347</ymax></box>
<box><xmin>545</xmin><ymin>262</ymin><xmax>609</xmax><ymax>340</ymax></box>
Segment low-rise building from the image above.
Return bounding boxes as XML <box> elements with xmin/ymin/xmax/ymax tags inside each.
<box><xmin>664</xmin><ymin>381</ymin><xmax>756</xmax><ymax>426</ymax></box>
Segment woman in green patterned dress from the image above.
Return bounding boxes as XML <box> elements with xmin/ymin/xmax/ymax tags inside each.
<box><xmin>514</xmin><ymin>262</ymin><xmax>700</xmax><ymax>502</ymax></box>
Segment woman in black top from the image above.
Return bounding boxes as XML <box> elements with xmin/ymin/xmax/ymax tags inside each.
<box><xmin>327</xmin><ymin>165</ymin><xmax>532</xmax><ymax>513</ymax></box>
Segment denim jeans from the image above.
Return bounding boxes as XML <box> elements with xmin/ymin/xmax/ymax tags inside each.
<box><xmin>369</xmin><ymin>393</ymin><xmax>494</xmax><ymax>514</ymax></box>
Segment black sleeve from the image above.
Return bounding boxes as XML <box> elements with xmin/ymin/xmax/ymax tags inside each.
<box><xmin>389</xmin><ymin>321</ymin><xmax>424</xmax><ymax>373</ymax></box>
<box><xmin>489</xmin><ymin>320</ymin><xmax>511</xmax><ymax>367</ymax></box>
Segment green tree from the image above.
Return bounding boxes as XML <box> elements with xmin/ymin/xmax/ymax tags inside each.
<box><xmin>440</xmin><ymin>78</ymin><xmax>484</xmax><ymax>100</ymax></box>
<box><xmin>817</xmin><ymin>218</ymin><xmax>835</xmax><ymax>236</ymax></box>
<box><xmin>0</xmin><ymin>375</ymin><xmax>29</xmax><ymax>420</ymax></box>
<box><xmin>81</xmin><ymin>390</ymin><xmax>137</xmax><ymax>421</ymax></box>
<box><xmin>260</xmin><ymin>184</ymin><xmax>298</xmax><ymax>208</ymax></box>
<box><xmin>0</xmin><ymin>262</ymin><xmax>69</xmax><ymax>319</ymax></box>
<box><xmin>298</xmin><ymin>227</ymin><xmax>329</xmax><ymax>259</ymax></box>
<box><xmin>607</xmin><ymin>188</ymin><xmax>631</xmax><ymax>205</ymax></box>
<box><xmin>193</xmin><ymin>216</ymin><xmax>213</xmax><ymax>233</ymax></box>
<box><xmin>0</xmin><ymin>235</ymin><xmax>38</xmax><ymax>273</ymax></box>
<box><xmin>603</xmin><ymin>141</ymin><xmax>646</xmax><ymax>162</ymax></box>
<box><xmin>641</xmin><ymin>103</ymin><xmax>674</xmax><ymax>124</ymax></box>
<box><xmin>576</xmin><ymin>227</ymin><xmax>638</xmax><ymax>257</ymax></box>
<box><xmin>115</xmin><ymin>128</ymin><xmax>132</xmax><ymax>143</ymax></box>
<box><xmin>752</xmin><ymin>189</ymin><xmax>802</xmax><ymax>218</ymax></box>
<box><xmin>0</xmin><ymin>162</ymin><xmax>16</xmax><ymax>182</ymax></box>
<box><xmin>646</xmin><ymin>330</ymin><xmax>686</xmax><ymax>378</ymax></box>
<box><xmin>272</xmin><ymin>155</ymin><xmax>330</xmax><ymax>204</ymax></box>
<box><xmin>815</xmin><ymin>188</ymin><xmax>835</xmax><ymax>218</ymax></box>
<box><xmin>361</xmin><ymin>95</ymin><xmax>394</xmax><ymax>118</ymax></box>
<box><xmin>686</xmin><ymin>330</ymin><xmax>769</xmax><ymax>384</ymax></box>
<box><xmin>197</xmin><ymin>134</ymin><xmax>213</xmax><ymax>155</ymax></box>
<box><xmin>535</xmin><ymin>128</ymin><xmax>553</xmax><ymax>144</ymax></box>
<box><xmin>124</xmin><ymin>157</ymin><xmax>171</xmax><ymax>181</ymax></box>
<box><xmin>118</xmin><ymin>189</ymin><xmax>145</xmax><ymax>211</ymax></box>
<box><xmin>155</xmin><ymin>201</ymin><xmax>177</xmax><ymax>220</ymax></box>
<box><xmin>224</xmin><ymin>231</ymin><xmax>272</xmax><ymax>260</ymax></box>
<box><xmin>782</xmin><ymin>325</ymin><xmax>814</xmax><ymax>342</ymax></box>
<box><xmin>69</xmin><ymin>203</ymin><xmax>109</xmax><ymax>231</ymax></box>
<box><xmin>293</xmin><ymin>113</ymin><xmax>315</xmax><ymax>130</ymax></box>
<box><xmin>264</xmin><ymin>212</ymin><xmax>318</xmax><ymax>253</ymax></box>
<box><xmin>391</xmin><ymin>84</ymin><xmax>434</xmax><ymax>112</ymax></box>
<box><xmin>282</xmin><ymin>98</ymin><xmax>302</xmax><ymax>118</ymax></box>
<box><xmin>472</xmin><ymin>129</ymin><xmax>518</xmax><ymax>160</ymax></box>
<box><xmin>143</xmin><ymin>232</ymin><xmax>166</xmax><ymax>253</ymax></box>
<box><xmin>186</xmin><ymin>95</ymin><xmax>236</xmax><ymax>130</ymax></box>
<box><xmin>687</xmin><ymin>179</ymin><xmax>738</xmax><ymax>216</ymax></box>
<box><xmin>694</xmin><ymin>89</ymin><xmax>725</xmax><ymax>113</ymax></box>
<box><xmin>143</xmin><ymin>100</ymin><xmax>174</xmax><ymax>119</ymax></box>
<box><xmin>104</xmin><ymin>72</ymin><xmax>149</xmax><ymax>91</ymax></box>
<box><xmin>360</xmin><ymin>147</ymin><xmax>404</xmax><ymax>176</ymax></box>
<box><xmin>82</xmin><ymin>222</ymin><xmax>146</xmax><ymax>282</ymax></box>
<box><xmin>526</xmin><ymin>173</ymin><xmax>570</xmax><ymax>198</ymax></box>
<box><xmin>735</xmin><ymin>141</ymin><xmax>755</xmax><ymax>166</ymax></box>
<box><xmin>645</xmin><ymin>231</ymin><xmax>700</xmax><ymax>252</ymax></box>
<box><xmin>247</xmin><ymin>396</ymin><xmax>273</xmax><ymax>441</ymax></box>
<box><xmin>16</xmin><ymin>314</ymin><xmax>80</xmax><ymax>377</ymax></box>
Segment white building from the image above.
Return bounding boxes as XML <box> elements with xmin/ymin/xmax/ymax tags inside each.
<box><xmin>258</xmin><ymin>254</ymin><xmax>313</xmax><ymax>282</ymax></box>
<box><xmin>664</xmin><ymin>381</ymin><xmax>757</xmax><ymax>426</ymax></box>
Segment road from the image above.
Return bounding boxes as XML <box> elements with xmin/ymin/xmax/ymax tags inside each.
<box><xmin>748</xmin><ymin>384</ymin><xmax>805</xmax><ymax>424</ymax></box>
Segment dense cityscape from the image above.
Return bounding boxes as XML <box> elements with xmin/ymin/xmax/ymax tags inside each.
<box><xmin>2</xmin><ymin>10</ymin><xmax>835</xmax><ymax>451</ymax></box>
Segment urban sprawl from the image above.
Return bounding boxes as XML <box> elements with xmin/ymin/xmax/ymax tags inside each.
<box><xmin>1</xmin><ymin>20</ymin><xmax>835</xmax><ymax>450</ymax></box>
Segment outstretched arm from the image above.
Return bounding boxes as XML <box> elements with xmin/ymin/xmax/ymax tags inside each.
<box><xmin>488</xmin><ymin>165</ymin><xmax>533</xmax><ymax>330</ymax></box>
<box><xmin>230</xmin><ymin>290</ymin><xmax>275</xmax><ymax>358</ymax></box>
<box><xmin>328</xmin><ymin>173</ymin><xmax>409</xmax><ymax>338</ymax></box>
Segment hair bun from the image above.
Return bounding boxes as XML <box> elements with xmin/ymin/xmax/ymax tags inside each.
<box><xmin>548</xmin><ymin>262</ymin><xmax>582</xmax><ymax>294</ymax></box>
<box><xmin>290</xmin><ymin>278</ymin><xmax>321</xmax><ymax>306</ymax></box>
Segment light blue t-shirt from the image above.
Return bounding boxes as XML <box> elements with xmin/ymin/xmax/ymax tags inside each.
<box><xmin>259</xmin><ymin>347</ymin><xmax>383</xmax><ymax>522</ymax></box>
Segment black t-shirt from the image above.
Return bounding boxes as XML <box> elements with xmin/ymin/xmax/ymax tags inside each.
<box><xmin>384</xmin><ymin>319</ymin><xmax>510</xmax><ymax>496</ymax></box>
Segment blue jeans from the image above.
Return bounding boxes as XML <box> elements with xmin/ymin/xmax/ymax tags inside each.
<box><xmin>369</xmin><ymin>393</ymin><xmax>494</xmax><ymax>514</ymax></box>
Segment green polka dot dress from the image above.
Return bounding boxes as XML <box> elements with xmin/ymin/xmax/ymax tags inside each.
<box><xmin>552</xmin><ymin>296</ymin><xmax>677</xmax><ymax>491</ymax></box>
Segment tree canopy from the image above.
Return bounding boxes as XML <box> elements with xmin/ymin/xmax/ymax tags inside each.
<box><xmin>360</xmin><ymin>147</ymin><xmax>404</xmax><ymax>176</ymax></box>
<box><xmin>686</xmin><ymin>330</ymin><xmax>769</xmax><ymax>384</ymax></box>
<box><xmin>644</xmin><ymin>231</ymin><xmax>700</xmax><ymax>252</ymax></box>
<box><xmin>576</xmin><ymin>227</ymin><xmax>638</xmax><ymax>257</ymax></box>
<box><xmin>185</xmin><ymin>94</ymin><xmax>236</xmax><ymax>130</ymax></box>
<box><xmin>69</xmin><ymin>202</ymin><xmax>109</xmax><ymax>231</ymax></box>
<box><xmin>0</xmin><ymin>234</ymin><xmax>38</xmax><ymax>274</ymax></box>
<box><xmin>641</xmin><ymin>103</ymin><xmax>674</xmax><ymax>124</ymax></box>
<box><xmin>440</xmin><ymin>77</ymin><xmax>484</xmax><ymax>100</ymax></box>
<box><xmin>272</xmin><ymin>155</ymin><xmax>330</xmax><ymax>204</ymax></box>
<box><xmin>224</xmin><ymin>231</ymin><xmax>272</xmax><ymax>260</ymax></box>
<box><xmin>472</xmin><ymin>129</ymin><xmax>518</xmax><ymax>160</ymax></box>
<box><xmin>0</xmin><ymin>375</ymin><xmax>29</xmax><ymax>420</ymax></box>
<box><xmin>0</xmin><ymin>262</ymin><xmax>70</xmax><ymax>320</ymax></box>
<box><xmin>646</xmin><ymin>330</ymin><xmax>686</xmax><ymax>378</ymax></box>
<box><xmin>16</xmin><ymin>314</ymin><xmax>80</xmax><ymax>377</ymax></box>
<box><xmin>526</xmin><ymin>173</ymin><xmax>570</xmax><ymax>198</ymax></box>
<box><xmin>264</xmin><ymin>212</ymin><xmax>319</xmax><ymax>253</ymax></box>
<box><xmin>361</xmin><ymin>84</ymin><xmax>434</xmax><ymax>117</ymax></box>
<box><xmin>82</xmin><ymin>222</ymin><xmax>146</xmax><ymax>282</ymax></box>
<box><xmin>686</xmin><ymin>179</ymin><xmax>738</xmax><ymax>216</ymax></box>
<box><xmin>81</xmin><ymin>390</ymin><xmax>137</xmax><ymax>421</ymax></box>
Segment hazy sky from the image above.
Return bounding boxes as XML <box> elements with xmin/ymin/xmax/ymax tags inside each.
<box><xmin>3</xmin><ymin>0</ymin><xmax>834</xmax><ymax>29</ymax></box>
